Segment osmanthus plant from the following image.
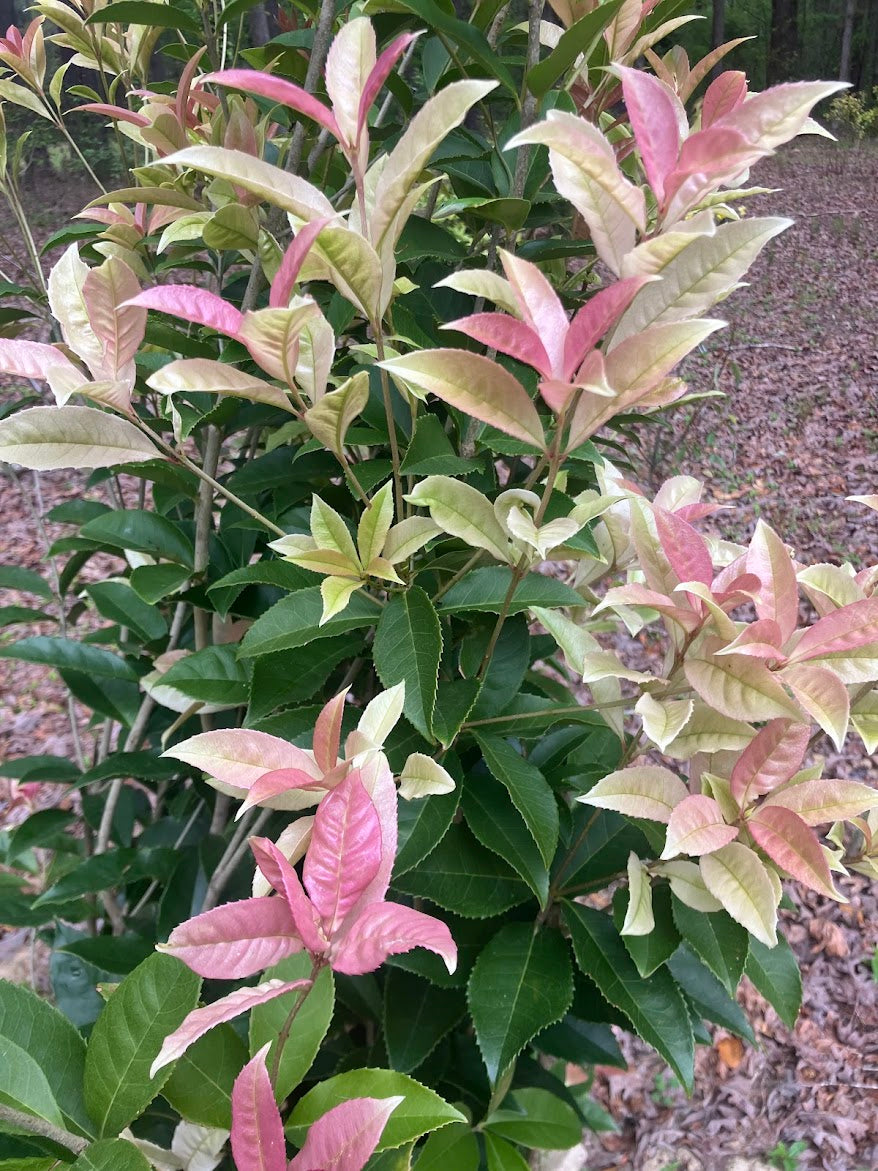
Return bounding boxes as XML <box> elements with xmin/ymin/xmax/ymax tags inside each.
<box><xmin>0</xmin><ymin>1</ymin><xmax>875</xmax><ymax>1168</ymax></box>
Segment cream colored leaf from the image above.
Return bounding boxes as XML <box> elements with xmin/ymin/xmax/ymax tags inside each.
<box><xmin>383</xmin><ymin>516</ymin><xmax>441</xmax><ymax>564</ymax></box>
<box><xmin>621</xmin><ymin>851</ymin><xmax>655</xmax><ymax>936</ymax></box>
<box><xmin>406</xmin><ymin>476</ymin><xmax>510</xmax><ymax>562</ymax></box>
<box><xmin>398</xmin><ymin>753</ymin><xmax>456</xmax><ymax>800</ymax></box>
<box><xmin>654</xmin><ymin>859</ymin><xmax>723</xmax><ymax>912</ymax></box>
<box><xmin>164</xmin><ymin>146</ymin><xmax>334</xmax><ymax>220</ymax></box>
<box><xmin>319</xmin><ymin>575</ymin><xmax>362</xmax><ymax>624</ymax></box>
<box><xmin>635</xmin><ymin>693</ymin><xmax>694</xmax><ymax>752</ymax></box>
<box><xmin>147</xmin><ymin>358</ymin><xmax>296</xmax><ymax>413</ymax></box>
<box><xmin>311</xmin><ymin>495</ymin><xmax>360</xmax><ymax>563</ymax></box>
<box><xmin>665</xmin><ymin>703</ymin><xmax>755</xmax><ymax>760</ymax></box>
<box><xmin>851</xmin><ymin>688</ymin><xmax>878</xmax><ymax>753</ymax></box>
<box><xmin>0</xmin><ymin>405</ymin><xmax>161</xmax><ymax>469</ymax></box>
<box><xmin>433</xmin><ymin>269</ymin><xmax>520</xmax><ymax>316</ymax></box>
<box><xmin>304</xmin><ymin>370</ymin><xmax>369</xmax><ymax>456</ymax></box>
<box><xmin>700</xmin><ymin>842</ymin><xmax>779</xmax><ymax>947</ymax></box>
<box><xmin>578</xmin><ymin>765</ymin><xmax>688</xmax><ymax>823</ymax></box>
<box><xmin>357</xmin><ymin>481</ymin><xmax>395</xmax><ymax>566</ymax></box>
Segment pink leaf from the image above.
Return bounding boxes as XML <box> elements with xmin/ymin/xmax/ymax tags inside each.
<box><xmin>701</xmin><ymin>71</ymin><xmax>748</xmax><ymax>127</ymax></box>
<box><xmin>563</xmin><ymin>276</ymin><xmax>650</xmax><ymax>379</ymax></box>
<box><xmin>0</xmin><ymin>338</ymin><xmax>78</xmax><ymax>381</ymax></box>
<box><xmin>126</xmin><ymin>285</ymin><xmax>242</xmax><ymax>336</ymax></box>
<box><xmin>654</xmin><ymin>506</ymin><xmax>713</xmax><ymax>588</ymax></box>
<box><xmin>357</xmin><ymin>31</ymin><xmax>420</xmax><ymax>140</ymax></box>
<box><xmin>615</xmin><ymin>65</ymin><xmax>684</xmax><ymax>202</ymax></box>
<box><xmin>231</xmin><ymin>1047</ymin><xmax>288</xmax><ymax>1171</ymax></box>
<box><xmin>749</xmin><ymin>805</ymin><xmax>841</xmax><ymax>900</ymax></box>
<box><xmin>239</xmin><ymin>768</ymin><xmax>327</xmax><ymax>816</ymax></box>
<box><xmin>289</xmin><ymin>1096</ymin><xmax>402</xmax><ymax>1171</ymax></box>
<box><xmin>250</xmin><ymin>837</ymin><xmax>326</xmax><ymax>955</ymax></box>
<box><xmin>789</xmin><ymin>597</ymin><xmax>878</xmax><ymax>669</ymax></box>
<box><xmin>304</xmin><ymin>772</ymin><xmax>382</xmax><ymax>939</ymax></box>
<box><xmin>765</xmin><ymin>778</ymin><xmax>878</xmax><ymax>826</ymax></box>
<box><xmin>331</xmin><ymin>901</ymin><xmax>457</xmax><ymax>976</ymax></box>
<box><xmin>499</xmin><ymin>250</ymin><xmax>569</xmax><ymax>379</ymax></box>
<box><xmin>79</xmin><ymin>102</ymin><xmax>150</xmax><ymax>127</ymax></box>
<box><xmin>207</xmin><ymin>70</ymin><xmax>340</xmax><ymax>138</ymax></box>
<box><xmin>730</xmin><ymin>719</ymin><xmax>810</xmax><ymax>809</ymax></box>
<box><xmin>151</xmin><ymin>980</ymin><xmax>309</xmax><ymax>1078</ymax></box>
<box><xmin>313</xmin><ymin>689</ymin><xmax>349</xmax><ymax>774</ymax></box>
<box><xmin>346</xmin><ymin>755</ymin><xmax>398</xmax><ymax>915</ymax></box>
<box><xmin>715</xmin><ymin>619</ymin><xmax>785</xmax><ymax>662</ymax></box>
<box><xmin>781</xmin><ymin>663</ymin><xmax>850</xmax><ymax>751</ymax></box>
<box><xmin>746</xmin><ymin>519</ymin><xmax>799</xmax><ymax>642</ymax></box>
<box><xmin>661</xmin><ymin>794</ymin><xmax>738</xmax><ymax>859</ymax></box>
<box><xmin>162</xmin><ymin>730</ymin><xmax>322</xmax><ymax>795</ymax></box>
<box><xmin>270</xmin><ymin>217</ymin><xmax>334</xmax><ymax>309</ymax></box>
<box><xmin>160</xmin><ymin>897</ymin><xmax>303</xmax><ymax>979</ymax></box>
<box><xmin>443</xmin><ymin>312</ymin><xmax>551</xmax><ymax>376</ymax></box>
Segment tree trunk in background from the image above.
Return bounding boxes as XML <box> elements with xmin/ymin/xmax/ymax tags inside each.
<box><xmin>840</xmin><ymin>0</ymin><xmax>858</xmax><ymax>79</ymax></box>
<box><xmin>248</xmin><ymin>2</ymin><xmax>271</xmax><ymax>47</ymax></box>
<box><xmin>0</xmin><ymin>0</ymin><xmax>18</xmax><ymax>29</ymax></box>
<box><xmin>710</xmin><ymin>0</ymin><xmax>726</xmax><ymax>80</ymax></box>
<box><xmin>768</xmin><ymin>0</ymin><xmax>800</xmax><ymax>82</ymax></box>
<box><xmin>864</xmin><ymin>0</ymin><xmax>878</xmax><ymax>90</ymax></box>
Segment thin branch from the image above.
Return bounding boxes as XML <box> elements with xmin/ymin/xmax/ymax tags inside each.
<box><xmin>0</xmin><ymin>1105</ymin><xmax>88</xmax><ymax>1155</ymax></box>
<box><xmin>285</xmin><ymin>0</ymin><xmax>336</xmax><ymax>176</ymax></box>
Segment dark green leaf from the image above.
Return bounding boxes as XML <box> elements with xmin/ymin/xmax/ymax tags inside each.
<box><xmin>670</xmin><ymin>898</ymin><xmax>749</xmax><ymax>997</ymax></box>
<box><xmin>83</xmin><ymin>953</ymin><xmax>201</xmax><ymax>1137</ymax></box>
<box><xmin>128</xmin><ymin>563</ymin><xmax>190</xmax><ymax>604</ymax></box>
<box><xmin>0</xmin><ymin>566</ymin><xmax>53</xmax><ymax>599</ymax></box>
<box><xmin>76</xmin><ymin>752</ymin><xmax>179</xmax><ymax>788</ymax></box>
<box><xmin>415</xmin><ymin>1123</ymin><xmax>479</xmax><ymax>1170</ymax></box>
<box><xmin>667</xmin><ymin>947</ymin><xmax>755</xmax><ymax>1043</ymax></box>
<box><xmin>474</xmin><ymin>735</ymin><xmax>559</xmax><ymax>868</ymax></box>
<box><xmin>159</xmin><ymin>645</ymin><xmax>248</xmax><ymax>705</ymax></box>
<box><xmin>286</xmin><ymin>1069</ymin><xmax>465</xmax><ymax>1152</ymax></box>
<box><xmin>71</xmin><ymin>1139</ymin><xmax>151</xmax><ymax>1171</ymax></box>
<box><xmin>744</xmin><ymin>933</ymin><xmax>802</xmax><ymax>1030</ymax></box>
<box><xmin>438</xmin><ymin>568</ymin><xmax>583</xmax><ymax>614</ymax></box>
<box><xmin>527</xmin><ymin>0</ymin><xmax>624</xmax><ymax>96</ymax></box>
<box><xmin>373</xmin><ymin>587</ymin><xmax>442</xmax><ymax>739</ymax></box>
<box><xmin>0</xmin><ymin>980</ymin><xmax>92</xmax><ymax>1136</ymax></box>
<box><xmin>534</xmin><ymin>1015</ymin><xmax>626</xmax><ymax>1069</ymax></box>
<box><xmin>162</xmin><ymin>1023</ymin><xmax>247</xmax><ymax>1130</ymax></box>
<box><xmin>563</xmin><ymin>903</ymin><xmax>694</xmax><ymax>1091</ymax></box>
<box><xmin>0</xmin><ymin>638</ymin><xmax>137</xmax><ymax>681</ymax></box>
<box><xmin>85</xmin><ymin>1</ymin><xmax>200</xmax><ymax>33</ymax></box>
<box><xmin>58</xmin><ymin>937</ymin><xmax>154</xmax><ymax>977</ymax></box>
<box><xmin>383</xmin><ymin>970</ymin><xmax>466</xmax><ymax>1073</ymax></box>
<box><xmin>395</xmin><ymin>785</ymin><xmax>459</xmax><ymax>876</ymax></box>
<box><xmin>464</xmin><ymin>694</ymin><xmax>606</xmax><ymax>737</ymax></box>
<box><xmin>0</xmin><ymin>1036</ymin><xmax>64</xmax><ymax>1128</ymax></box>
<box><xmin>390</xmin><ymin>0</ymin><xmax>516</xmax><ymax>93</ymax></box>
<box><xmin>461</xmin><ymin>616</ymin><xmax>530</xmax><ymax>719</ymax></box>
<box><xmin>7</xmin><ymin>809</ymin><xmax>76</xmax><ymax>861</ymax></box>
<box><xmin>86</xmin><ymin>581</ymin><xmax>168</xmax><ymax>642</ymax></box>
<box><xmin>248</xmin><ymin>638</ymin><xmax>357</xmax><ymax>719</ymax></box>
<box><xmin>33</xmin><ymin>851</ymin><xmax>134</xmax><ymax>907</ymax></box>
<box><xmin>400</xmin><ymin>414</ymin><xmax>476</xmax><ymax>477</ymax></box>
<box><xmin>484</xmin><ymin>1087</ymin><xmax>583</xmax><ymax>1151</ymax></box>
<box><xmin>432</xmin><ymin>679</ymin><xmax>481</xmax><ymax>747</ymax></box>
<box><xmin>249</xmin><ymin>954</ymin><xmax>334</xmax><ymax>1101</ymax></box>
<box><xmin>0</xmin><ymin>606</ymin><xmax>54</xmax><ymax>626</ymax></box>
<box><xmin>239</xmin><ymin>587</ymin><xmax>379</xmax><ymax>657</ymax></box>
<box><xmin>81</xmin><ymin>510</ymin><xmax>194</xmax><ymax>567</ymax></box>
<box><xmin>468</xmin><ymin>924</ymin><xmax>572</xmax><ymax>1084</ymax></box>
<box><xmin>392</xmin><ymin>823</ymin><xmax>530</xmax><ymax>918</ymax></box>
<box><xmin>462</xmin><ymin>770</ymin><xmax>549</xmax><ymax>907</ymax></box>
<box><xmin>484</xmin><ymin>1132</ymin><xmax>531</xmax><ymax>1170</ymax></box>
<box><xmin>553</xmin><ymin>807</ymin><xmax>647</xmax><ymax>897</ymax></box>
<box><xmin>612</xmin><ymin>884</ymin><xmax>679</xmax><ymax>977</ymax></box>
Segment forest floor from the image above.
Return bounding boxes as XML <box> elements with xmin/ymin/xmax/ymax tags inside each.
<box><xmin>0</xmin><ymin>144</ymin><xmax>876</xmax><ymax>1171</ymax></box>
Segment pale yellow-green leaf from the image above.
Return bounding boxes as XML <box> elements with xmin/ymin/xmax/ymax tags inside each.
<box><xmin>635</xmin><ymin>693</ymin><xmax>694</xmax><ymax>752</ymax></box>
<box><xmin>319</xmin><ymin>576</ymin><xmax>363</xmax><ymax>624</ymax></box>
<box><xmin>850</xmin><ymin>688</ymin><xmax>878</xmax><ymax>753</ymax></box>
<box><xmin>325</xmin><ymin>16</ymin><xmax>374</xmax><ymax>146</ymax></box>
<box><xmin>0</xmin><ymin>404</ymin><xmax>161</xmax><ymax>469</ymax></box>
<box><xmin>433</xmin><ymin>269</ymin><xmax>520</xmax><ymax>316</ymax></box>
<box><xmin>371</xmin><ymin>79</ymin><xmax>497</xmax><ymax>249</ymax></box>
<box><xmin>653</xmin><ymin>860</ymin><xmax>722</xmax><ymax>912</ymax></box>
<box><xmin>701</xmin><ymin>772</ymin><xmax>740</xmax><ymax>825</ymax></box>
<box><xmin>764</xmin><ymin>778</ymin><xmax>878</xmax><ymax>826</ymax></box>
<box><xmin>48</xmin><ymin>243</ymin><xmax>103</xmax><ymax>375</ymax></box>
<box><xmin>311</xmin><ymin>495</ymin><xmax>360</xmax><ymax>564</ymax></box>
<box><xmin>578</xmin><ymin>765</ymin><xmax>688</xmax><ymax>823</ymax></box>
<box><xmin>157</xmin><ymin>212</ymin><xmax>210</xmax><ymax>252</ymax></box>
<box><xmin>621</xmin><ymin>852</ymin><xmax>655</xmax><ymax>936</ymax></box>
<box><xmin>354</xmin><ymin>682</ymin><xmax>406</xmax><ymax>752</ymax></box>
<box><xmin>357</xmin><ymin>481</ymin><xmax>395</xmax><ymax>567</ymax></box>
<box><xmin>309</xmin><ymin>225</ymin><xmax>383</xmax><ymax>319</ymax></box>
<box><xmin>613</xmin><ymin>218</ymin><xmax>791</xmax><ymax>342</ymax></box>
<box><xmin>381</xmin><ymin>349</ymin><xmax>545</xmax><ymax>449</ymax></box>
<box><xmin>700</xmin><ymin>843</ymin><xmax>779</xmax><ymax>947</ymax></box>
<box><xmin>665</xmin><ymin>703</ymin><xmax>755</xmax><ymax>760</ymax></box>
<box><xmin>398</xmin><ymin>753</ymin><xmax>456</xmax><ymax>800</ymax></box>
<box><xmin>304</xmin><ymin>371</ymin><xmax>369</xmax><ymax>456</ymax></box>
<box><xmin>238</xmin><ymin>300</ymin><xmax>320</xmax><ymax>384</ymax></box>
<box><xmin>684</xmin><ymin>641</ymin><xmax>801</xmax><ymax>722</ymax></box>
<box><xmin>383</xmin><ymin>517</ymin><xmax>441</xmax><ymax>564</ymax></box>
<box><xmin>781</xmin><ymin>663</ymin><xmax>850</xmax><ymax>751</ymax></box>
<box><xmin>147</xmin><ymin>358</ymin><xmax>296</xmax><ymax>413</ymax></box>
<box><xmin>406</xmin><ymin>476</ymin><xmax>510</xmax><ymax>562</ymax></box>
<box><xmin>797</xmin><ymin>563</ymin><xmax>861</xmax><ymax>612</ymax></box>
<box><xmin>163</xmin><ymin>146</ymin><xmax>334</xmax><ymax>220</ymax></box>
<box><xmin>0</xmin><ymin>78</ymin><xmax>53</xmax><ymax>119</ymax></box>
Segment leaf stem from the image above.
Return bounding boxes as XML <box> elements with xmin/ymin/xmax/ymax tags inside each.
<box><xmin>372</xmin><ymin>326</ymin><xmax>405</xmax><ymax>520</ymax></box>
<box><xmin>269</xmin><ymin>959</ymin><xmax>323</xmax><ymax>1088</ymax></box>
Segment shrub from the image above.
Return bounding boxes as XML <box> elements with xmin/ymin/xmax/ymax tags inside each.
<box><xmin>0</xmin><ymin>2</ymin><xmax>872</xmax><ymax>1168</ymax></box>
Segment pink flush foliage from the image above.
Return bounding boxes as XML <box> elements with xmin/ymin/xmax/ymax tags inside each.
<box><xmin>229</xmin><ymin>1048</ymin><xmax>401</xmax><ymax>1171</ymax></box>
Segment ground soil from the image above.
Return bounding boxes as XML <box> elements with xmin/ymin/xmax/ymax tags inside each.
<box><xmin>0</xmin><ymin>147</ymin><xmax>876</xmax><ymax>1171</ymax></box>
